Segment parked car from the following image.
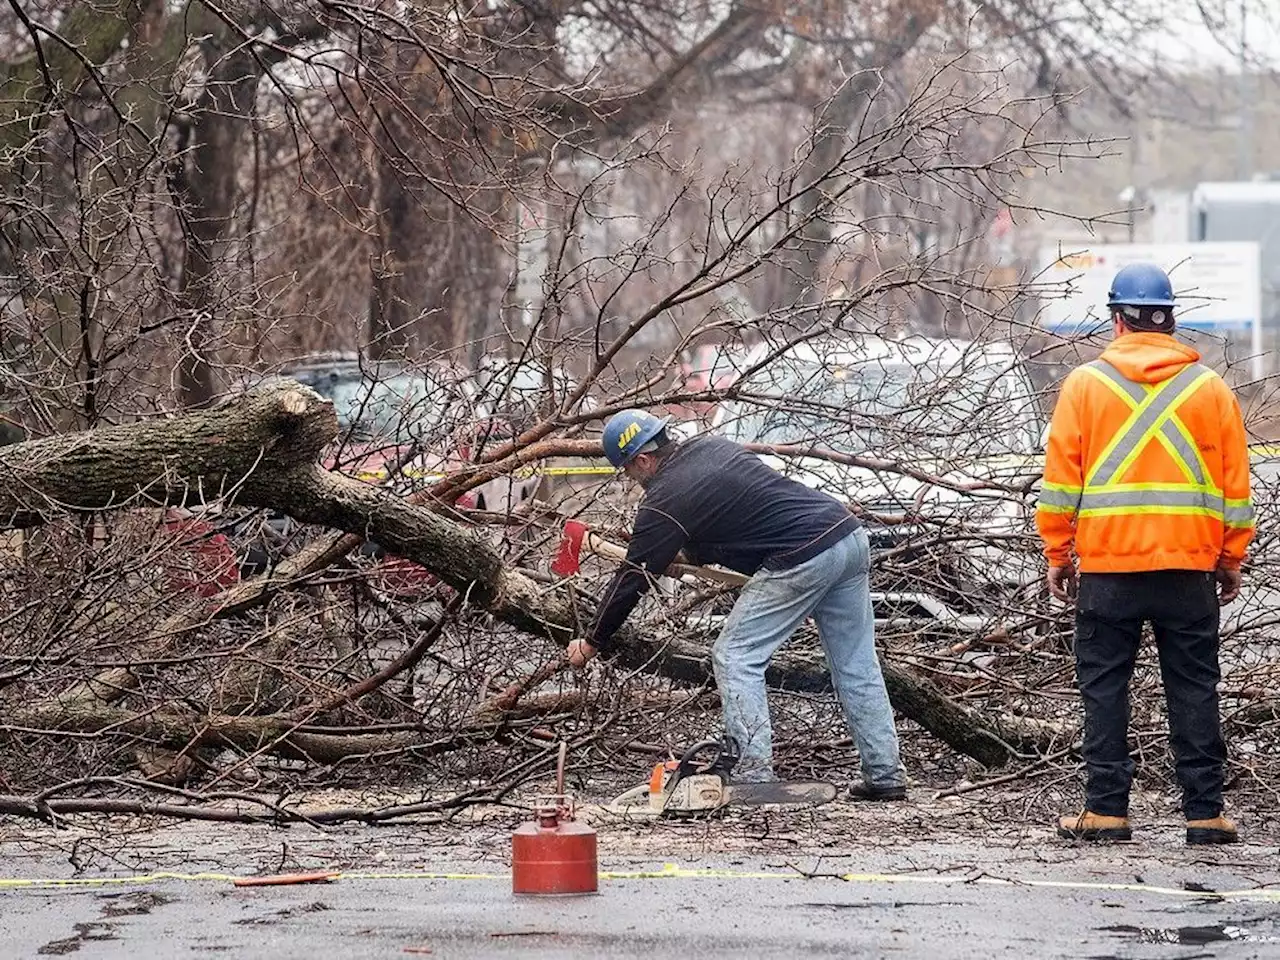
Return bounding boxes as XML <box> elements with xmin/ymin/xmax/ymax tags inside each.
<box><xmin>470</xmin><ymin>356</ymin><xmax>594</xmax><ymax>427</ymax></box>
<box><xmin>667</xmin><ymin>342</ymin><xmax>756</xmax><ymax>426</ymax></box>
<box><xmin>469</xmin><ymin>355</ymin><xmax>613</xmax><ymax>490</ymax></box>
<box><xmin>285</xmin><ymin>355</ymin><xmax>541</xmax><ymax>512</ymax></box>
<box><xmin>226</xmin><ymin>356</ymin><xmax>544</xmax><ymax>596</ymax></box>
<box><xmin>701</xmin><ymin>333</ymin><xmax>1047</xmax><ymax>627</ymax></box>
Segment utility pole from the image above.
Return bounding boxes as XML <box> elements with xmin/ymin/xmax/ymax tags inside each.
<box><xmin>1238</xmin><ymin>0</ymin><xmax>1253</xmax><ymax>180</ymax></box>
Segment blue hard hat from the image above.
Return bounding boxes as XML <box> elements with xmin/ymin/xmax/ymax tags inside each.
<box><xmin>602</xmin><ymin>409</ymin><xmax>668</xmax><ymax>468</ymax></box>
<box><xmin>1106</xmin><ymin>263</ymin><xmax>1176</xmax><ymax>308</ymax></box>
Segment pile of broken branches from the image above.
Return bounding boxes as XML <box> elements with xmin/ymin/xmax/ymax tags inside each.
<box><xmin>1</xmin><ymin>379</ymin><xmax>1277</xmax><ymax>827</ymax></box>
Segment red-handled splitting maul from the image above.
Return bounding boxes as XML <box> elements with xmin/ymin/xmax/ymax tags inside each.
<box><xmin>550</xmin><ymin>519</ymin><xmax>748</xmax><ymax>586</ymax></box>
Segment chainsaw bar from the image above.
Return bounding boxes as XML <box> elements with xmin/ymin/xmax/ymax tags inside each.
<box><xmin>726</xmin><ymin>780</ymin><xmax>839</xmax><ymax>807</ymax></box>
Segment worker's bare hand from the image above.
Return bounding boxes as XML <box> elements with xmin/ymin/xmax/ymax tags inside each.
<box><xmin>1215</xmin><ymin>565</ymin><xmax>1242</xmax><ymax>605</ymax></box>
<box><xmin>1047</xmin><ymin>564</ymin><xmax>1078</xmax><ymax>602</ymax></box>
<box><xmin>566</xmin><ymin>639</ymin><xmax>598</xmax><ymax>669</ymax></box>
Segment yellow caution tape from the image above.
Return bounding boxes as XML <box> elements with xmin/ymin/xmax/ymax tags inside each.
<box><xmin>3</xmin><ymin>861</ymin><xmax>1279</xmax><ymax>899</ymax></box>
<box><xmin>541</xmin><ymin>466</ymin><xmax>615</xmax><ymax>476</ymax></box>
<box><xmin>606</xmin><ymin>864</ymin><xmax>1280</xmax><ymax>899</ymax></box>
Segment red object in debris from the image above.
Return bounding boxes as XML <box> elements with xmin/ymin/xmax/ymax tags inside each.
<box><xmin>550</xmin><ymin>519</ymin><xmax>589</xmax><ymax>577</ymax></box>
<box><xmin>233</xmin><ymin>870</ymin><xmax>340</xmax><ymax>887</ymax></box>
<box><xmin>511</xmin><ymin>743</ymin><xmax>597</xmax><ymax>896</ymax></box>
<box><xmin>161</xmin><ymin>513</ymin><xmax>240</xmax><ymax>597</ymax></box>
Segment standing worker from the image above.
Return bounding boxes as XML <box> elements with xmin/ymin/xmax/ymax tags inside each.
<box><xmin>567</xmin><ymin>410</ymin><xmax>906</xmax><ymax>799</ymax></box>
<box><xmin>1037</xmin><ymin>262</ymin><xmax>1254</xmax><ymax>845</ymax></box>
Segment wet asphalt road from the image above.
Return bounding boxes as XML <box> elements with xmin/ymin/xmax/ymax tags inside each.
<box><xmin>4</xmin><ymin>856</ymin><xmax>1280</xmax><ymax>959</ymax></box>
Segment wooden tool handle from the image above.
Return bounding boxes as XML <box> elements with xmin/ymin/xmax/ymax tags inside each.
<box><xmin>581</xmin><ymin>531</ymin><xmax>749</xmax><ymax>587</ymax></box>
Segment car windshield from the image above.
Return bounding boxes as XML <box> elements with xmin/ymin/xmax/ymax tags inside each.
<box><xmin>475</xmin><ymin>362</ymin><xmax>572</xmax><ymax>410</ymax></box>
<box><xmin>309</xmin><ymin>370</ymin><xmax>460</xmax><ymax>442</ymax></box>
<box><xmin>720</xmin><ymin>356</ymin><xmax>1040</xmax><ymax>459</ymax></box>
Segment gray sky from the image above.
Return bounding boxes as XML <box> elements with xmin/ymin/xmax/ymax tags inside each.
<box><xmin>1156</xmin><ymin>0</ymin><xmax>1280</xmax><ymax>68</ymax></box>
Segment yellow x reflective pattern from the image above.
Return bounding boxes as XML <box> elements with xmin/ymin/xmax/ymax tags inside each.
<box><xmin>1040</xmin><ymin>360</ymin><xmax>1249</xmax><ymax>527</ymax></box>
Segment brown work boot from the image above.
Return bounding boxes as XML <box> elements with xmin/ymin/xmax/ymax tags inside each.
<box><xmin>1057</xmin><ymin>810</ymin><xmax>1132</xmax><ymax>841</ymax></box>
<box><xmin>1186</xmin><ymin>815</ymin><xmax>1238</xmax><ymax>846</ymax></box>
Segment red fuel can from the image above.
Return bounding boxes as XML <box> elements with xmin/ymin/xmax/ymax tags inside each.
<box><xmin>511</xmin><ymin>742</ymin><xmax>598</xmax><ymax>896</ymax></box>
<box><xmin>511</xmin><ymin>803</ymin><xmax>598</xmax><ymax>895</ymax></box>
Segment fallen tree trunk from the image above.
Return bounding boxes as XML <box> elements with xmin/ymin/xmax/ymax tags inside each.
<box><xmin>0</xmin><ymin>380</ymin><xmax>1050</xmax><ymax>766</ymax></box>
<box><xmin>139</xmin><ymin>438</ymin><xmax>609</xmax><ymax>638</ymax></box>
<box><xmin>0</xmin><ymin>793</ymin><xmax>474</xmax><ymax>826</ymax></box>
<box><xmin>760</xmin><ymin>647</ymin><xmax>1065</xmax><ymax>766</ymax></box>
<box><xmin>0</xmin><ymin>381</ymin><xmax>336</xmax><ymax>527</ymax></box>
<box><xmin>4</xmin><ymin>696</ymin><xmax>580</xmax><ymax>766</ymax></box>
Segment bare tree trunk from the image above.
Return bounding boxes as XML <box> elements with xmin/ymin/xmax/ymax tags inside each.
<box><xmin>366</xmin><ymin>116</ymin><xmax>508</xmax><ymax>357</ymax></box>
<box><xmin>365</xmin><ymin>36</ymin><xmax>466</xmax><ymax>358</ymax></box>
<box><xmin>367</xmin><ymin>86</ymin><xmax>421</xmax><ymax>359</ymax></box>
<box><xmin>170</xmin><ymin>28</ymin><xmax>261</xmax><ymax>407</ymax></box>
<box><xmin>768</xmin><ymin>8</ymin><xmax>939</xmax><ymax>311</ymax></box>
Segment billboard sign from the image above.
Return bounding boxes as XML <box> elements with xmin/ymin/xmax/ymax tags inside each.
<box><xmin>1036</xmin><ymin>242</ymin><xmax>1261</xmax><ymax>336</ymax></box>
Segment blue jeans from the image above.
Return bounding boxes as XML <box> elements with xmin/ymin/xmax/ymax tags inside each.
<box><xmin>711</xmin><ymin>527</ymin><xmax>903</xmax><ymax>786</ymax></box>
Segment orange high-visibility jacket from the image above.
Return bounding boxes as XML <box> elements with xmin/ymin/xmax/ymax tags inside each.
<box><xmin>1036</xmin><ymin>333</ymin><xmax>1254</xmax><ymax>573</ymax></box>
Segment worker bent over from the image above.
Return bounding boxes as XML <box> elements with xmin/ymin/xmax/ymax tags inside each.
<box><xmin>569</xmin><ymin>410</ymin><xmax>905</xmax><ymax>800</ymax></box>
<box><xmin>1037</xmin><ymin>262</ymin><xmax>1254</xmax><ymax>845</ymax></box>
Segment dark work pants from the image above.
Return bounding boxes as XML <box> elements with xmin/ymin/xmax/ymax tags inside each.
<box><xmin>1075</xmin><ymin>571</ymin><xmax>1225</xmax><ymax>821</ymax></box>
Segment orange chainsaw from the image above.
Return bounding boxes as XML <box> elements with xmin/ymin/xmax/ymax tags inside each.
<box><xmin>608</xmin><ymin>737</ymin><xmax>838</xmax><ymax>818</ymax></box>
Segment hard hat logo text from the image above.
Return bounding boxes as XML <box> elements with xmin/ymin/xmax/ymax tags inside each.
<box><xmin>617</xmin><ymin>423</ymin><xmax>641</xmax><ymax>448</ymax></box>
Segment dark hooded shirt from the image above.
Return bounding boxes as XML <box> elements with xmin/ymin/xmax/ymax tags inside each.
<box><xmin>589</xmin><ymin>434</ymin><xmax>859</xmax><ymax>651</ymax></box>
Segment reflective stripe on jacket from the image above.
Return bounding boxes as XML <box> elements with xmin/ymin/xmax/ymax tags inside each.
<box><xmin>1036</xmin><ymin>333</ymin><xmax>1254</xmax><ymax>574</ymax></box>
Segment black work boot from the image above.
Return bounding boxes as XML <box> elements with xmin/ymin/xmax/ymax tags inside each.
<box><xmin>847</xmin><ymin>781</ymin><xmax>907</xmax><ymax>802</ymax></box>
